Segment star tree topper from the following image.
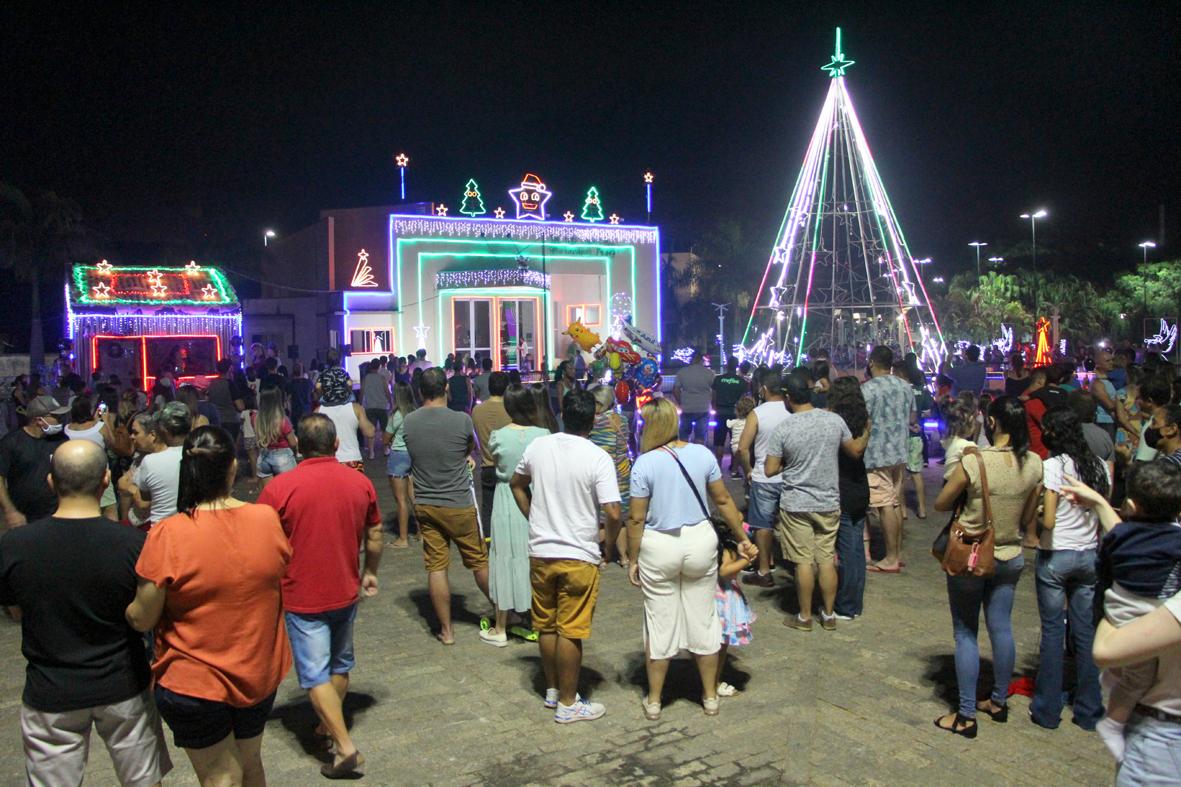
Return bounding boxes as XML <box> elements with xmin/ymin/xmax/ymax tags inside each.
<box><xmin>509</xmin><ymin>173</ymin><xmax>552</xmax><ymax>221</ymax></box>
<box><xmin>821</xmin><ymin>27</ymin><xmax>855</xmax><ymax>77</ymax></box>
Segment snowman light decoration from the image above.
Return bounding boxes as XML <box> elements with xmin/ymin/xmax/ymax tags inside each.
<box><xmin>508</xmin><ymin>173</ymin><xmax>552</xmax><ymax>221</ymax></box>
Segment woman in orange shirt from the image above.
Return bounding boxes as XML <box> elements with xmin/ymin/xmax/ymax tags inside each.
<box><xmin>127</xmin><ymin>426</ymin><xmax>291</xmax><ymax>787</ymax></box>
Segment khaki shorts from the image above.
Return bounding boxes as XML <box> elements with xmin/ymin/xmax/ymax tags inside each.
<box><xmin>867</xmin><ymin>465</ymin><xmax>905</xmax><ymax>508</ymax></box>
<box><xmin>416</xmin><ymin>504</ymin><xmax>487</xmax><ymax>573</ymax></box>
<box><xmin>531</xmin><ymin>558</ymin><xmax>601</xmax><ymax>640</ymax></box>
<box><xmin>22</xmin><ymin>689</ymin><xmax>173</xmax><ymax>787</ymax></box>
<box><xmin>776</xmin><ymin>509</ymin><xmax>840</xmax><ymax>564</ymax></box>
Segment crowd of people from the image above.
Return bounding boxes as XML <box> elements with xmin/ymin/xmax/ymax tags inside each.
<box><xmin>0</xmin><ymin>338</ymin><xmax>1180</xmax><ymax>784</ymax></box>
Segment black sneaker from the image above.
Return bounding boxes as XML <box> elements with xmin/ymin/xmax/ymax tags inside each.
<box><xmin>742</xmin><ymin>571</ymin><xmax>774</xmax><ymax>588</ymax></box>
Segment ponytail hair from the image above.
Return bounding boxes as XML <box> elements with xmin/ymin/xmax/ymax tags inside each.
<box><xmin>176</xmin><ymin>426</ymin><xmax>236</xmax><ymax>515</ymax></box>
<box><xmin>987</xmin><ymin>395</ymin><xmax>1030</xmax><ymax>469</ymax></box>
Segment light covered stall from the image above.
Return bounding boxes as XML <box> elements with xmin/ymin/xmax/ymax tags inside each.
<box><xmin>66</xmin><ymin>261</ymin><xmax>242</xmax><ymax>390</ymax></box>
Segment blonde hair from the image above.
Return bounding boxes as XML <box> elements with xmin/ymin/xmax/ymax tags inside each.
<box><xmin>735</xmin><ymin>395</ymin><xmax>756</xmax><ymax>420</ymax></box>
<box><xmin>640</xmin><ymin>397</ymin><xmax>679</xmax><ymax>453</ymax></box>
<box><xmin>254</xmin><ymin>387</ymin><xmax>287</xmax><ymax>447</ymax></box>
<box><xmin>591</xmin><ymin>385</ymin><xmax>615</xmax><ymax>414</ymax></box>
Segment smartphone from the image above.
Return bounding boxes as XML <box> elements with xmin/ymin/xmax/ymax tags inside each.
<box><xmin>96</xmin><ymin>402</ymin><xmax>108</xmax><ymax>416</ymax></box>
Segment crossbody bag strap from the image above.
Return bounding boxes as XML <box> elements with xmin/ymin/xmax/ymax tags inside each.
<box><xmin>660</xmin><ymin>446</ymin><xmax>711</xmax><ymax>521</ymax></box>
<box><xmin>962</xmin><ymin>446</ymin><xmax>993</xmax><ymax>528</ymax></box>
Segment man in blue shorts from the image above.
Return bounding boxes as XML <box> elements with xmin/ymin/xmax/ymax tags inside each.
<box><xmin>737</xmin><ymin>368</ymin><xmax>791</xmax><ymax>587</ymax></box>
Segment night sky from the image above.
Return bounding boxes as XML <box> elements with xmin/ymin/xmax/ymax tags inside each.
<box><xmin>3</xmin><ymin>3</ymin><xmax>1178</xmax><ymax>344</ymax></box>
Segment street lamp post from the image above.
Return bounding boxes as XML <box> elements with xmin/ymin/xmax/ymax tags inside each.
<box><xmin>264</xmin><ymin>229</ymin><xmax>277</xmax><ymax>247</ymax></box>
<box><xmin>968</xmin><ymin>241</ymin><xmax>987</xmax><ymax>278</ymax></box>
<box><xmin>1139</xmin><ymin>240</ymin><xmax>1157</xmax><ymax>266</ymax></box>
<box><xmin>988</xmin><ymin>256</ymin><xmax>1004</xmax><ymax>268</ymax></box>
<box><xmin>1019</xmin><ymin>209</ymin><xmax>1048</xmax><ymax>313</ymax></box>
<box><xmin>1139</xmin><ymin>241</ymin><xmax>1157</xmax><ymax>332</ymax></box>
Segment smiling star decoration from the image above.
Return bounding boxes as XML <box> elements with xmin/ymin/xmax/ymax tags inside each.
<box><xmin>508</xmin><ymin>173</ymin><xmax>552</xmax><ymax>221</ymax></box>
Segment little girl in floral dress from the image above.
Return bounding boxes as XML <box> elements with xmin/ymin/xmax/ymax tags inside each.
<box><xmin>713</xmin><ymin>520</ymin><xmax>756</xmax><ymax>697</ymax></box>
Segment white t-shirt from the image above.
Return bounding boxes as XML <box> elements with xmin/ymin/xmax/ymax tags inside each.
<box><xmin>138</xmin><ymin>445</ymin><xmax>183</xmax><ymax>523</ymax></box>
<box><xmin>319</xmin><ymin>403</ymin><xmax>362</xmax><ymax>463</ymax></box>
<box><xmin>516</xmin><ymin>433</ymin><xmax>621</xmax><ymax>564</ymax></box>
<box><xmin>1041</xmin><ymin>455</ymin><xmax>1099</xmax><ymax>551</ymax></box>
<box><xmin>750</xmin><ymin>401</ymin><xmax>790</xmax><ymax>484</ymax></box>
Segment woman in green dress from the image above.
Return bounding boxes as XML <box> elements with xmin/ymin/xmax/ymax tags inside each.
<box><xmin>479</xmin><ymin>384</ymin><xmax>555</xmax><ymax>646</ymax></box>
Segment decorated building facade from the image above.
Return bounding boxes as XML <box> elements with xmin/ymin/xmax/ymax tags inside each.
<box><xmin>261</xmin><ymin>174</ymin><xmax>662</xmax><ymax>380</ymax></box>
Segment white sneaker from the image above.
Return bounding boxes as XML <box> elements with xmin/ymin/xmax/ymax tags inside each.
<box><xmin>479</xmin><ymin>628</ymin><xmax>508</xmax><ymax>647</ymax></box>
<box><xmin>543</xmin><ymin>688</ymin><xmax>560</xmax><ymax>709</ymax></box>
<box><xmin>717</xmin><ymin>681</ymin><xmax>739</xmax><ymax>697</ymax></box>
<box><xmin>554</xmin><ymin>695</ymin><xmax>605</xmax><ymax>724</ymax></box>
<box><xmin>834</xmin><ymin>613</ymin><xmax>858</xmax><ymax>621</ymax></box>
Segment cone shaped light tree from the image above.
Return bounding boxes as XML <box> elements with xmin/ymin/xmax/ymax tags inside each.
<box><xmin>740</xmin><ymin>28</ymin><xmax>947</xmax><ymax>369</ymax></box>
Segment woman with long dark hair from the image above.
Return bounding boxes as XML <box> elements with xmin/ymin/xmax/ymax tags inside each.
<box><xmin>383</xmin><ymin>381</ymin><xmax>418</xmax><ymax>548</ymax></box>
<box><xmin>126</xmin><ymin>426</ymin><xmax>291</xmax><ymax>786</ymax></box>
<box><xmin>932</xmin><ymin>396</ymin><xmax>1043</xmax><ymax>738</ymax></box>
<box><xmin>827</xmin><ymin>377</ymin><xmax>871</xmax><ymax>619</ymax></box>
<box><xmin>1029</xmin><ymin>405</ymin><xmax>1109</xmax><ymax>730</ymax></box>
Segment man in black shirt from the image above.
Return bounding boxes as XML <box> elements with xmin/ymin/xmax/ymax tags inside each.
<box><xmin>0</xmin><ymin>395</ymin><xmax>69</xmax><ymax>527</ymax></box>
<box><xmin>711</xmin><ymin>357</ymin><xmax>747</xmax><ymax>469</ymax></box>
<box><xmin>0</xmin><ymin>440</ymin><xmax>171</xmax><ymax>786</ymax></box>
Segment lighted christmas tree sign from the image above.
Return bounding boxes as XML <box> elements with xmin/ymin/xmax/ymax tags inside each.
<box><xmin>581</xmin><ymin>187</ymin><xmax>605</xmax><ymax>223</ymax></box>
<box><xmin>740</xmin><ymin>28</ymin><xmax>946</xmax><ymax>369</ymax></box>
<box><xmin>459</xmin><ymin>179</ymin><xmax>486</xmax><ymax>217</ymax></box>
<box><xmin>350</xmin><ymin>249</ymin><xmax>378</xmax><ymax>288</ymax></box>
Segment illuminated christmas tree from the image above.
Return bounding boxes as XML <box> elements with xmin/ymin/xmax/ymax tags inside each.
<box><xmin>459</xmin><ymin>179</ymin><xmax>486</xmax><ymax>217</ymax></box>
<box><xmin>581</xmin><ymin>187</ymin><xmax>605</xmax><ymax>223</ymax></box>
<box><xmin>740</xmin><ymin>28</ymin><xmax>946</xmax><ymax>368</ymax></box>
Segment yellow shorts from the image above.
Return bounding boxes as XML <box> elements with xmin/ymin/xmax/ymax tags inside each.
<box><xmin>867</xmin><ymin>465</ymin><xmax>905</xmax><ymax>508</ymax></box>
<box><xmin>416</xmin><ymin>505</ymin><xmax>487</xmax><ymax>573</ymax></box>
<box><xmin>530</xmin><ymin>558</ymin><xmax>600</xmax><ymax>640</ymax></box>
<box><xmin>776</xmin><ymin>509</ymin><xmax>840</xmax><ymax>564</ymax></box>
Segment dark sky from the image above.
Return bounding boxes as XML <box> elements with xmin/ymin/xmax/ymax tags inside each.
<box><xmin>3</xmin><ymin>2</ymin><xmax>1179</xmax><ymax>342</ymax></box>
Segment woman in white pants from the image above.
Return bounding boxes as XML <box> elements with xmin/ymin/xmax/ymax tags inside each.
<box><xmin>627</xmin><ymin>398</ymin><xmax>757</xmax><ymax>719</ymax></box>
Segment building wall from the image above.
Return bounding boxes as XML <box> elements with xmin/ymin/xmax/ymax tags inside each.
<box><xmin>242</xmin><ymin>293</ymin><xmax>344</xmax><ymax>367</ymax></box>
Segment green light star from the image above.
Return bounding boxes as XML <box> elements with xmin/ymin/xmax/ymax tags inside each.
<box><xmin>821</xmin><ymin>27</ymin><xmax>855</xmax><ymax>77</ymax></box>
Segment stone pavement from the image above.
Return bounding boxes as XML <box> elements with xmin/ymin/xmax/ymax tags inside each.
<box><xmin>0</xmin><ymin>459</ymin><xmax>1116</xmax><ymax>786</ymax></box>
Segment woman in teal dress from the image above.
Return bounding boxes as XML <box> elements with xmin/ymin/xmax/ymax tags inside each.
<box><xmin>479</xmin><ymin>384</ymin><xmax>555</xmax><ymax>647</ymax></box>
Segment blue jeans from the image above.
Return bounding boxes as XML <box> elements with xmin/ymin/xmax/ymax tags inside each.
<box><xmin>946</xmin><ymin>555</ymin><xmax>1024</xmax><ymax>718</ymax></box>
<box><xmin>835</xmin><ymin>513</ymin><xmax>866</xmax><ymax>617</ymax></box>
<box><xmin>1117</xmin><ymin>714</ymin><xmax>1181</xmax><ymax>786</ymax></box>
<box><xmin>746</xmin><ymin>482</ymin><xmax>780</xmax><ymax>531</ymax></box>
<box><xmin>679</xmin><ymin>412</ymin><xmax>709</xmax><ymax>443</ymax></box>
<box><xmin>1030</xmin><ymin>548</ymin><xmax>1103</xmax><ymax>730</ymax></box>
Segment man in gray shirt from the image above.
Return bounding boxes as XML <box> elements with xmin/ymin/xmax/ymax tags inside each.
<box><xmin>472</xmin><ymin>357</ymin><xmax>494</xmax><ymax>403</ymax></box>
<box><xmin>402</xmin><ymin>368</ymin><xmax>491</xmax><ymax>645</ymax></box>
<box><xmin>673</xmin><ymin>349</ymin><xmax>716</xmax><ymax>443</ymax></box>
<box><xmin>765</xmin><ymin>370</ymin><xmax>865</xmax><ymax>631</ymax></box>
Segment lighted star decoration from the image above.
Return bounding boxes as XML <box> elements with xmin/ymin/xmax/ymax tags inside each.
<box><xmin>95</xmin><ymin>259</ymin><xmax>113</xmax><ymax>274</ymax></box>
<box><xmin>199</xmin><ymin>284</ymin><xmax>219</xmax><ymax>300</ymax></box>
<box><xmin>608</xmin><ymin>213</ymin><xmax>621</xmax><ymax>225</ymax></box>
<box><xmin>146</xmin><ymin>268</ymin><xmax>163</xmax><ymax>284</ymax></box>
<box><xmin>563</xmin><ymin>211</ymin><xmax>575</xmax><ymax>222</ymax></box>
<box><xmin>150</xmin><ymin>283</ymin><xmax>169</xmax><ymax>298</ymax></box>
<box><xmin>493</xmin><ymin>207</ymin><xmax>506</xmax><ymax>219</ymax></box>
<box><xmin>508</xmin><ymin>173</ymin><xmax>552</xmax><ymax>221</ymax></box>
<box><xmin>643</xmin><ymin>171</ymin><xmax>654</xmax><ymax>184</ymax></box>
<box><xmin>821</xmin><ymin>27</ymin><xmax>855</xmax><ymax>77</ymax></box>
<box><xmin>92</xmin><ymin>282</ymin><xmax>112</xmax><ymax>299</ymax></box>
<box><xmin>184</xmin><ymin>260</ymin><xmax>201</xmax><ymax>274</ymax></box>
<box><xmin>435</xmin><ymin>204</ymin><xmax>448</xmax><ymax>216</ymax></box>
<box><xmin>395</xmin><ymin>153</ymin><xmax>409</xmax><ymax>168</ymax></box>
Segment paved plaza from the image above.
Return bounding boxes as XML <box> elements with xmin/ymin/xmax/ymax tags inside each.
<box><xmin>0</xmin><ymin>460</ymin><xmax>1115</xmax><ymax>786</ymax></box>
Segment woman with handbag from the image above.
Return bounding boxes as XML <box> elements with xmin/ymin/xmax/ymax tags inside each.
<box><xmin>626</xmin><ymin>398</ymin><xmax>756</xmax><ymax>720</ymax></box>
<box><xmin>932</xmin><ymin>396</ymin><xmax>1042</xmax><ymax>738</ymax></box>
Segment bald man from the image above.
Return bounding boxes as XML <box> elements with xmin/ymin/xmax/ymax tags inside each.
<box><xmin>0</xmin><ymin>441</ymin><xmax>172</xmax><ymax>786</ymax></box>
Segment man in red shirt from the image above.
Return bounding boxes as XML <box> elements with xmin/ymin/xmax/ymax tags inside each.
<box><xmin>258</xmin><ymin>414</ymin><xmax>383</xmax><ymax>779</ymax></box>
<box><xmin>1023</xmin><ymin>364</ymin><xmax>1069</xmax><ymax>459</ymax></box>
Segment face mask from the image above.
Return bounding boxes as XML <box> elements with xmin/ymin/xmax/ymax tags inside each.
<box><xmin>40</xmin><ymin>421</ymin><xmax>63</xmax><ymax>436</ymax></box>
<box><xmin>1144</xmin><ymin>428</ymin><xmax>1162</xmax><ymax>449</ymax></box>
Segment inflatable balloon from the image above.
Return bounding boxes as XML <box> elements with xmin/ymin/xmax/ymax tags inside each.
<box><xmin>634</xmin><ymin>357</ymin><xmax>660</xmax><ymax>389</ymax></box>
<box><xmin>620</xmin><ymin>322</ymin><xmax>660</xmax><ymax>356</ymax></box>
<box><xmin>615</xmin><ymin>380</ymin><xmax>631</xmax><ymax>405</ymax></box>
<box><xmin>563</xmin><ymin>320</ymin><xmax>601</xmax><ymax>353</ymax></box>
<box><xmin>608</xmin><ymin>352</ymin><xmax>621</xmax><ymax>370</ymax></box>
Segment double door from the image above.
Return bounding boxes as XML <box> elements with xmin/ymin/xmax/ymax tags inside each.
<box><xmin>451</xmin><ymin>296</ymin><xmax>540</xmax><ymax>371</ymax></box>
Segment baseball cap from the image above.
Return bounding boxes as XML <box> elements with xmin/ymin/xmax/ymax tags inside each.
<box><xmin>26</xmin><ymin>395</ymin><xmax>70</xmax><ymax>419</ymax></box>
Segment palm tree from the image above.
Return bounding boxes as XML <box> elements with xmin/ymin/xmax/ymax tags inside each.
<box><xmin>0</xmin><ymin>183</ymin><xmax>84</xmax><ymax>367</ymax></box>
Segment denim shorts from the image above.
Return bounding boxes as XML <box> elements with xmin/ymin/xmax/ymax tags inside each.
<box><xmin>284</xmin><ymin>604</ymin><xmax>358</xmax><ymax>689</ymax></box>
<box><xmin>154</xmin><ymin>684</ymin><xmax>276</xmax><ymax>750</ymax></box>
<box><xmin>386</xmin><ymin>449</ymin><xmax>412</xmax><ymax>478</ymax></box>
<box><xmin>747</xmin><ymin>481</ymin><xmax>780</xmax><ymax>530</ymax></box>
<box><xmin>257</xmin><ymin>447</ymin><xmax>297</xmax><ymax>478</ymax></box>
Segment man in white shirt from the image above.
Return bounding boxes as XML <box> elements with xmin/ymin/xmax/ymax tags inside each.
<box><xmin>511</xmin><ymin>389</ymin><xmax>621</xmax><ymax>724</ymax></box>
<box><xmin>737</xmin><ymin>369</ymin><xmax>791</xmax><ymax>586</ymax></box>
<box><xmin>120</xmin><ymin>402</ymin><xmax>190</xmax><ymax>525</ymax></box>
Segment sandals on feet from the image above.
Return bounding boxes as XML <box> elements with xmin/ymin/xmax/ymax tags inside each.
<box><xmin>717</xmin><ymin>681</ymin><xmax>739</xmax><ymax>697</ymax></box>
<box><xmin>321</xmin><ymin>751</ymin><xmax>364</xmax><ymax>779</ymax></box>
<box><xmin>976</xmin><ymin>700</ymin><xmax>1008</xmax><ymax>722</ymax></box>
<box><xmin>933</xmin><ymin>712</ymin><xmax>978</xmax><ymax>739</ymax></box>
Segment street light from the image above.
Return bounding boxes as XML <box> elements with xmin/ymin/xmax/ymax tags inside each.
<box><xmin>1139</xmin><ymin>240</ymin><xmax>1157</xmax><ymax>266</ymax></box>
<box><xmin>1139</xmin><ymin>241</ymin><xmax>1157</xmax><ymax>334</ymax></box>
<box><xmin>968</xmin><ymin>241</ymin><xmax>987</xmax><ymax>278</ymax></box>
<box><xmin>1019</xmin><ymin>209</ymin><xmax>1048</xmax><ymax>312</ymax></box>
<box><xmin>988</xmin><ymin>256</ymin><xmax>1004</xmax><ymax>267</ymax></box>
<box><xmin>933</xmin><ymin>276</ymin><xmax>945</xmax><ymax>284</ymax></box>
<box><xmin>264</xmin><ymin>229</ymin><xmax>277</xmax><ymax>247</ymax></box>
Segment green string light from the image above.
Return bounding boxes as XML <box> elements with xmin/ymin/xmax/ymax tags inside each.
<box><xmin>821</xmin><ymin>27</ymin><xmax>855</xmax><ymax>78</ymax></box>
